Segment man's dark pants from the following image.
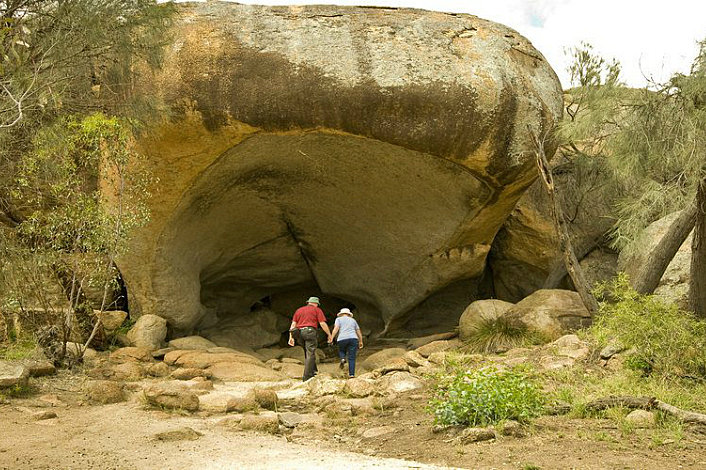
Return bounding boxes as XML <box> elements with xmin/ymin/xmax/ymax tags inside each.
<box><xmin>300</xmin><ymin>326</ymin><xmax>318</xmax><ymax>381</ymax></box>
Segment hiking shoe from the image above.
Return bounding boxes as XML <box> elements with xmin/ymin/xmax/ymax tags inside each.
<box><xmin>339</xmin><ymin>359</ymin><xmax>345</xmax><ymax>369</ymax></box>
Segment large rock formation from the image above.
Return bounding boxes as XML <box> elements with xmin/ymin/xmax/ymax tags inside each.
<box><xmin>117</xmin><ymin>3</ymin><xmax>563</xmax><ymax>342</ymax></box>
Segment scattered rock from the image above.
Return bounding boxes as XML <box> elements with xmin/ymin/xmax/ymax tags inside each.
<box><xmin>460</xmin><ymin>427</ymin><xmax>496</xmax><ymax>443</ymax></box>
<box><xmin>168</xmin><ymin>336</ymin><xmax>218</xmax><ymax>350</ymax></box>
<box><xmin>427</xmin><ymin>351</ymin><xmax>448</xmax><ymax>365</ymax></box>
<box><xmin>112</xmin><ymin>362</ymin><xmax>145</xmax><ymax>381</ymax></box>
<box><xmin>0</xmin><ymin>362</ymin><xmax>29</xmax><ymax>389</ymax></box>
<box><xmin>407</xmin><ymin>332</ymin><xmax>458</xmax><ymax>350</ymax></box>
<box><xmin>27</xmin><ymin>361</ymin><xmax>56</xmax><ymax>377</ymax></box>
<box><xmin>152</xmin><ymin>348</ymin><xmax>175</xmax><ymax>360</ymax></box>
<box><xmin>505</xmin><ymin>289</ymin><xmax>592</xmax><ymax>341</ymax></box>
<box><xmin>599</xmin><ymin>341</ymin><xmax>625</xmax><ymax>360</ymax></box>
<box><xmin>126</xmin><ymin>314</ymin><xmax>167</xmax><ymax>350</ymax></box>
<box><xmin>278</xmin><ymin>412</ymin><xmax>303</xmax><ymax>428</ymax></box>
<box><xmin>415</xmin><ymin>339</ymin><xmax>459</xmax><ymax>358</ymax></box>
<box><xmin>239</xmin><ymin>412</ymin><xmax>280</xmax><ymax>434</ymax></box>
<box><xmin>379</xmin><ymin>371</ymin><xmax>424</xmax><ymax>393</ymax></box>
<box><xmin>99</xmin><ymin>310</ymin><xmax>128</xmax><ymax>332</ymax></box>
<box><xmin>403</xmin><ymin>350</ymin><xmax>430</xmax><ymax>368</ymax></box>
<box><xmin>226</xmin><ymin>394</ymin><xmax>258</xmax><ymax>412</ymax></box>
<box><xmin>147</xmin><ymin>362</ymin><xmax>171</xmax><ymax>377</ymax></box>
<box><xmin>153</xmin><ymin>427</ymin><xmax>203</xmax><ymax>441</ymax></box>
<box><xmin>550</xmin><ymin>334</ymin><xmax>590</xmax><ymax>360</ymax></box>
<box><xmin>183</xmin><ymin>377</ymin><xmax>214</xmax><ymax>392</ymax></box>
<box><xmin>361</xmin><ymin>348</ymin><xmax>407</xmax><ymax>370</ymax></box>
<box><xmin>498</xmin><ymin>420</ymin><xmax>524</xmax><ymax>437</ymax></box>
<box><xmin>143</xmin><ymin>383</ymin><xmax>199</xmax><ymax>411</ymax></box>
<box><xmin>86</xmin><ymin>380</ymin><xmax>125</xmax><ymax>404</ymax></box>
<box><xmin>33</xmin><ymin>410</ymin><xmax>57</xmax><ymax>420</ymax></box>
<box><xmin>377</xmin><ymin>357</ymin><xmax>410</xmax><ymax>374</ymax></box>
<box><xmin>343</xmin><ymin>377</ymin><xmax>377</xmax><ymax>398</ymax></box>
<box><xmin>253</xmin><ymin>389</ymin><xmax>279</xmax><ymax>410</ymax></box>
<box><xmin>625</xmin><ymin>410</ymin><xmax>656</xmax><ymax>428</ymax></box>
<box><xmin>110</xmin><ymin>347</ymin><xmax>153</xmax><ymax>363</ymax></box>
<box><xmin>459</xmin><ymin>299</ymin><xmax>515</xmax><ymax>341</ymax></box>
<box><xmin>171</xmin><ymin>368</ymin><xmax>210</xmax><ymax>380</ymax></box>
<box><xmin>307</xmin><ymin>375</ymin><xmax>345</xmax><ymax>396</ymax></box>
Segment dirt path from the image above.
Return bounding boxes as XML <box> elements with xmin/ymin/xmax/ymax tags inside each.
<box><xmin>0</xmin><ymin>404</ymin><xmax>455</xmax><ymax>470</ymax></box>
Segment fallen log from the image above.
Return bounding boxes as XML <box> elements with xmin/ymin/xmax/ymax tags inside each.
<box><xmin>654</xmin><ymin>400</ymin><xmax>706</xmax><ymax>425</ymax></box>
<box><xmin>584</xmin><ymin>396</ymin><xmax>655</xmax><ymax>412</ymax></box>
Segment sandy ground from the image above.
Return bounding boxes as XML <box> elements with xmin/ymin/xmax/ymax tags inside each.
<box><xmin>0</xmin><ymin>403</ymin><xmax>455</xmax><ymax>470</ymax></box>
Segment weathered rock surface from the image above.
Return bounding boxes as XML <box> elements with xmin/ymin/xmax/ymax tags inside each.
<box><xmin>378</xmin><ymin>371</ymin><xmax>424</xmax><ymax>393</ymax></box>
<box><xmin>116</xmin><ymin>2</ymin><xmax>563</xmax><ymax>346</ymax></box>
<box><xmin>619</xmin><ymin>211</ymin><xmax>692</xmax><ymax>308</ymax></box>
<box><xmin>126</xmin><ymin>315</ymin><xmax>167</xmax><ymax>350</ymax></box>
<box><xmin>625</xmin><ymin>410</ymin><xmax>656</xmax><ymax>428</ymax></box>
<box><xmin>458</xmin><ymin>299</ymin><xmax>515</xmax><ymax>341</ymax></box>
<box><xmin>143</xmin><ymin>383</ymin><xmax>199</xmax><ymax>411</ymax></box>
<box><xmin>0</xmin><ymin>363</ymin><xmax>29</xmax><ymax>389</ymax></box>
<box><xmin>153</xmin><ymin>427</ymin><xmax>203</xmax><ymax>441</ymax></box>
<box><xmin>362</xmin><ymin>348</ymin><xmax>408</xmax><ymax>371</ymax></box>
<box><xmin>460</xmin><ymin>427</ymin><xmax>496</xmax><ymax>443</ymax></box>
<box><xmin>239</xmin><ymin>412</ymin><xmax>280</xmax><ymax>434</ymax></box>
<box><xmin>343</xmin><ymin>377</ymin><xmax>377</xmax><ymax>398</ymax></box>
<box><xmin>505</xmin><ymin>289</ymin><xmax>592</xmax><ymax>340</ymax></box>
<box><xmin>414</xmin><ymin>339</ymin><xmax>459</xmax><ymax>358</ymax></box>
<box><xmin>110</xmin><ymin>347</ymin><xmax>153</xmax><ymax>363</ymax></box>
<box><xmin>168</xmin><ymin>336</ymin><xmax>218</xmax><ymax>350</ymax></box>
<box><xmin>27</xmin><ymin>361</ymin><xmax>56</xmax><ymax>377</ymax></box>
<box><xmin>98</xmin><ymin>310</ymin><xmax>128</xmax><ymax>332</ymax></box>
<box><xmin>85</xmin><ymin>380</ymin><xmax>125</xmax><ymax>404</ymax></box>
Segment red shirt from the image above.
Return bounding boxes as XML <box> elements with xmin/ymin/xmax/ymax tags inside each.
<box><xmin>293</xmin><ymin>305</ymin><xmax>326</xmax><ymax>328</ymax></box>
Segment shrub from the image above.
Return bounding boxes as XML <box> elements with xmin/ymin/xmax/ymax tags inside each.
<box><xmin>591</xmin><ymin>274</ymin><xmax>706</xmax><ymax>378</ymax></box>
<box><xmin>428</xmin><ymin>366</ymin><xmax>545</xmax><ymax>426</ymax></box>
<box><xmin>463</xmin><ymin>316</ymin><xmax>548</xmax><ymax>354</ymax></box>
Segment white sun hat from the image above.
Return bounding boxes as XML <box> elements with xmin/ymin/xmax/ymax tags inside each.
<box><xmin>337</xmin><ymin>308</ymin><xmax>353</xmax><ymax>316</ymax></box>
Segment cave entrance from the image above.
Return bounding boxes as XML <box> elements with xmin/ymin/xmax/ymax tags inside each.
<box><xmin>153</xmin><ymin>131</ymin><xmax>491</xmax><ymax>347</ymax></box>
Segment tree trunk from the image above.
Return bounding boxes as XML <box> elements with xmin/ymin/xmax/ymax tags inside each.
<box><xmin>632</xmin><ymin>202</ymin><xmax>697</xmax><ymax>295</ymax></box>
<box><xmin>689</xmin><ymin>176</ymin><xmax>706</xmax><ymax>318</ymax></box>
<box><xmin>534</xmin><ymin>134</ymin><xmax>600</xmax><ymax>315</ymax></box>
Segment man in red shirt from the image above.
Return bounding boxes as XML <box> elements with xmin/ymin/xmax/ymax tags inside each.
<box><xmin>288</xmin><ymin>296</ymin><xmax>332</xmax><ymax>381</ymax></box>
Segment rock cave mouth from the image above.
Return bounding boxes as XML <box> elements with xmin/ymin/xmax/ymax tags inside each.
<box><xmin>151</xmin><ymin>130</ymin><xmax>494</xmax><ymax>347</ymax></box>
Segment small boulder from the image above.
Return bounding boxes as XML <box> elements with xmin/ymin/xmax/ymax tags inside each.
<box><xmin>240</xmin><ymin>412</ymin><xmax>280</xmax><ymax>434</ymax></box>
<box><xmin>170</xmin><ymin>368</ymin><xmax>210</xmax><ymax>380</ymax></box>
<box><xmin>343</xmin><ymin>377</ymin><xmax>377</xmax><ymax>398</ymax></box>
<box><xmin>126</xmin><ymin>314</ymin><xmax>167</xmax><ymax>350</ymax></box>
<box><xmin>110</xmin><ymin>347</ymin><xmax>153</xmax><ymax>363</ymax></box>
<box><xmin>98</xmin><ymin>310</ymin><xmax>128</xmax><ymax>332</ymax></box>
<box><xmin>505</xmin><ymin>289</ymin><xmax>592</xmax><ymax>340</ymax></box>
<box><xmin>225</xmin><ymin>394</ymin><xmax>258</xmax><ymax>412</ymax></box>
<box><xmin>599</xmin><ymin>341</ymin><xmax>625</xmax><ymax>360</ymax></box>
<box><xmin>361</xmin><ymin>348</ymin><xmax>407</xmax><ymax>370</ymax></box>
<box><xmin>278</xmin><ymin>412</ymin><xmax>303</xmax><ymax>428</ymax></box>
<box><xmin>498</xmin><ymin>420</ymin><xmax>524</xmax><ymax>437</ymax></box>
<box><xmin>86</xmin><ymin>380</ymin><xmax>125</xmax><ymax>404</ymax></box>
<box><xmin>152</xmin><ymin>348</ymin><xmax>175</xmax><ymax>360</ymax></box>
<box><xmin>550</xmin><ymin>334</ymin><xmax>590</xmax><ymax>360</ymax></box>
<box><xmin>168</xmin><ymin>336</ymin><xmax>217</xmax><ymax>350</ymax></box>
<box><xmin>625</xmin><ymin>410</ymin><xmax>656</xmax><ymax>428</ymax></box>
<box><xmin>539</xmin><ymin>355</ymin><xmax>575</xmax><ymax>370</ymax></box>
<box><xmin>427</xmin><ymin>351</ymin><xmax>448</xmax><ymax>365</ymax></box>
<box><xmin>460</xmin><ymin>427</ymin><xmax>496</xmax><ymax>443</ymax></box>
<box><xmin>403</xmin><ymin>350</ymin><xmax>430</xmax><ymax>368</ymax></box>
<box><xmin>377</xmin><ymin>357</ymin><xmax>410</xmax><ymax>375</ymax></box>
<box><xmin>407</xmin><ymin>332</ymin><xmax>458</xmax><ymax>350</ymax></box>
<box><xmin>253</xmin><ymin>389</ymin><xmax>278</xmax><ymax>410</ymax></box>
<box><xmin>307</xmin><ymin>375</ymin><xmax>345</xmax><ymax>396</ymax></box>
<box><xmin>27</xmin><ymin>361</ymin><xmax>56</xmax><ymax>377</ymax></box>
<box><xmin>415</xmin><ymin>339</ymin><xmax>459</xmax><ymax>358</ymax></box>
<box><xmin>147</xmin><ymin>362</ymin><xmax>171</xmax><ymax>377</ymax></box>
<box><xmin>0</xmin><ymin>362</ymin><xmax>29</xmax><ymax>389</ymax></box>
<box><xmin>143</xmin><ymin>383</ymin><xmax>199</xmax><ymax>411</ymax></box>
<box><xmin>362</xmin><ymin>426</ymin><xmax>394</xmax><ymax>439</ymax></box>
<box><xmin>379</xmin><ymin>371</ymin><xmax>424</xmax><ymax>393</ymax></box>
<box><xmin>153</xmin><ymin>427</ymin><xmax>203</xmax><ymax>441</ymax></box>
<box><xmin>112</xmin><ymin>362</ymin><xmax>145</xmax><ymax>381</ymax></box>
<box><xmin>279</xmin><ymin>363</ymin><xmax>305</xmax><ymax>379</ymax></box>
<box><xmin>33</xmin><ymin>410</ymin><xmax>58</xmax><ymax>420</ymax></box>
<box><xmin>459</xmin><ymin>299</ymin><xmax>515</xmax><ymax>341</ymax></box>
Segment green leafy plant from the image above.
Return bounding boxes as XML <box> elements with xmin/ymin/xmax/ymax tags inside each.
<box><xmin>591</xmin><ymin>274</ymin><xmax>706</xmax><ymax>378</ymax></box>
<box><xmin>428</xmin><ymin>366</ymin><xmax>545</xmax><ymax>426</ymax></box>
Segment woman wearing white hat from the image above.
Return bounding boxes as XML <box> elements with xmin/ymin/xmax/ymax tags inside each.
<box><xmin>329</xmin><ymin>308</ymin><xmax>364</xmax><ymax>378</ymax></box>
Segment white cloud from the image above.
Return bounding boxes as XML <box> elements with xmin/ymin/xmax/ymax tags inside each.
<box><xmin>235</xmin><ymin>0</ymin><xmax>706</xmax><ymax>88</ymax></box>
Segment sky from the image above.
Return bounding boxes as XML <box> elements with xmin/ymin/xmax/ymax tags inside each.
<box><xmin>235</xmin><ymin>0</ymin><xmax>706</xmax><ymax>88</ymax></box>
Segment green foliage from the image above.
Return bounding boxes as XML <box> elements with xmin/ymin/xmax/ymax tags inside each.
<box><xmin>428</xmin><ymin>366</ymin><xmax>545</xmax><ymax>426</ymax></box>
<box><xmin>590</xmin><ymin>274</ymin><xmax>706</xmax><ymax>378</ymax></box>
<box><xmin>463</xmin><ymin>317</ymin><xmax>547</xmax><ymax>354</ymax></box>
<box><xmin>0</xmin><ymin>335</ymin><xmax>39</xmax><ymax>360</ymax></box>
<box><xmin>0</xmin><ymin>382</ymin><xmax>35</xmax><ymax>400</ymax></box>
